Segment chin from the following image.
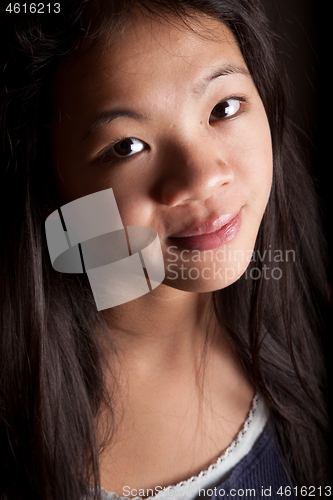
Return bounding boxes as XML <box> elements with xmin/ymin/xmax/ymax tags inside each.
<box><xmin>163</xmin><ymin>256</ymin><xmax>252</xmax><ymax>292</ymax></box>
<box><xmin>162</xmin><ymin>223</ymin><xmax>257</xmax><ymax>293</ymax></box>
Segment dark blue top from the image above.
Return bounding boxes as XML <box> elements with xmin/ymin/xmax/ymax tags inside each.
<box><xmin>198</xmin><ymin>423</ymin><xmax>295</xmax><ymax>500</ymax></box>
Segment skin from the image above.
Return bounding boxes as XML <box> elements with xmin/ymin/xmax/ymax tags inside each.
<box><xmin>50</xmin><ymin>13</ymin><xmax>273</xmax><ymax>495</ymax></box>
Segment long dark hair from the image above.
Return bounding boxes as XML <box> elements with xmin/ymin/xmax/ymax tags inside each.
<box><xmin>0</xmin><ymin>0</ymin><xmax>330</xmax><ymax>498</ymax></box>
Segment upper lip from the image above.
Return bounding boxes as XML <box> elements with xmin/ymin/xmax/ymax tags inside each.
<box><xmin>169</xmin><ymin>211</ymin><xmax>240</xmax><ymax>238</ymax></box>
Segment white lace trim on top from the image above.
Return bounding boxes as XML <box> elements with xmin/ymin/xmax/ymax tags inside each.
<box><xmin>99</xmin><ymin>393</ymin><xmax>269</xmax><ymax>500</ymax></box>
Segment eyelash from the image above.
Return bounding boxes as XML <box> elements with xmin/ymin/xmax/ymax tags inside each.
<box><xmin>99</xmin><ymin>95</ymin><xmax>248</xmax><ymax>164</ymax></box>
<box><xmin>211</xmin><ymin>95</ymin><xmax>247</xmax><ymax>122</ymax></box>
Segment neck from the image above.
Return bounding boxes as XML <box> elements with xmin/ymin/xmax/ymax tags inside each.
<box><xmin>101</xmin><ymin>286</ymin><xmax>217</xmax><ymax>368</ymax></box>
<box><xmin>95</xmin><ymin>286</ymin><xmax>255</xmax><ymax>496</ymax></box>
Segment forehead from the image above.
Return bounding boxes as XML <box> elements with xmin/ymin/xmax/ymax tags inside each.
<box><xmin>52</xmin><ymin>14</ymin><xmax>247</xmax><ymax>116</ymax></box>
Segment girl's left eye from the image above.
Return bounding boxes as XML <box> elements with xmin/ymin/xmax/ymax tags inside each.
<box><xmin>104</xmin><ymin>137</ymin><xmax>147</xmax><ymax>159</ymax></box>
<box><xmin>210</xmin><ymin>98</ymin><xmax>244</xmax><ymax>122</ymax></box>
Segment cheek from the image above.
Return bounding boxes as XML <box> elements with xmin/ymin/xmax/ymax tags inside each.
<box><xmin>52</xmin><ymin>153</ymin><xmax>106</xmax><ymax>206</ymax></box>
<box><xmin>236</xmin><ymin>113</ymin><xmax>273</xmax><ymax>209</ymax></box>
<box><xmin>110</xmin><ymin>179</ymin><xmax>153</xmax><ymax>227</ymax></box>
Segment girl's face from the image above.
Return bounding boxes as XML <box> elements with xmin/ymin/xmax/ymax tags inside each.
<box><xmin>51</xmin><ymin>14</ymin><xmax>273</xmax><ymax>293</ymax></box>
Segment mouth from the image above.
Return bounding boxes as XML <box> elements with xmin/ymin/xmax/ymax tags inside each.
<box><xmin>168</xmin><ymin>209</ymin><xmax>242</xmax><ymax>251</ymax></box>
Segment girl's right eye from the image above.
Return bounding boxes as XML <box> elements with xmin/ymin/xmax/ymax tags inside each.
<box><xmin>104</xmin><ymin>137</ymin><xmax>148</xmax><ymax>159</ymax></box>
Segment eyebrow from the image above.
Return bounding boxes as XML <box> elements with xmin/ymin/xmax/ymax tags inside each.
<box><xmin>194</xmin><ymin>63</ymin><xmax>250</xmax><ymax>94</ymax></box>
<box><xmin>81</xmin><ymin>63</ymin><xmax>250</xmax><ymax>141</ymax></box>
<box><xmin>81</xmin><ymin>110</ymin><xmax>149</xmax><ymax>142</ymax></box>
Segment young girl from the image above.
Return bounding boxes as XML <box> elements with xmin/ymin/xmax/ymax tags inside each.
<box><xmin>0</xmin><ymin>1</ymin><xmax>331</xmax><ymax>499</ymax></box>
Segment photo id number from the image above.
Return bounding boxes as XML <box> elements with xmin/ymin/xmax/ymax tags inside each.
<box><xmin>5</xmin><ymin>3</ymin><xmax>60</xmax><ymax>13</ymax></box>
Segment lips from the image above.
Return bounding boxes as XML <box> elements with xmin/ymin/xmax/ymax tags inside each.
<box><xmin>170</xmin><ymin>212</ymin><xmax>238</xmax><ymax>238</ymax></box>
<box><xmin>168</xmin><ymin>210</ymin><xmax>242</xmax><ymax>251</ymax></box>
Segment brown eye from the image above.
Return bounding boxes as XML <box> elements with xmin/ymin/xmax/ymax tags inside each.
<box><xmin>210</xmin><ymin>99</ymin><xmax>242</xmax><ymax>121</ymax></box>
<box><xmin>111</xmin><ymin>137</ymin><xmax>146</xmax><ymax>158</ymax></box>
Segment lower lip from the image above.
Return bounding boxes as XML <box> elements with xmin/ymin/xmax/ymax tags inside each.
<box><xmin>168</xmin><ymin>210</ymin><xmax>242</xmax><ymax>251</ymax></box>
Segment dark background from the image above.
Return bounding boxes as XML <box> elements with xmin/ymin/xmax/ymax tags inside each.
<box><xmin>263</xmin><ymin>0</ymin><xmax>330</xmax><ymax>244</ymax></box>
<box><xmin>262</xmin><ymin>0</ymin><xmax>332</xmax><ymax>479</ymax></box>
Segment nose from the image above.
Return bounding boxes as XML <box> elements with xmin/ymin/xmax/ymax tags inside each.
<box><xmin>156</xmin><ymin>133</ymin><xmax>234</xmax><ymax>207</ymax></box>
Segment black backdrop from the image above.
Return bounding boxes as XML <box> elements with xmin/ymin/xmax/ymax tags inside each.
<box><xmin>262</xmin><ymin>0</ymin><xmax>332</xmax><ymax>479</ymax></box>
<box><xmin>262</xmin><ymin>0</ymin><xmax>330</xmax><ymax>249</ymax></box>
